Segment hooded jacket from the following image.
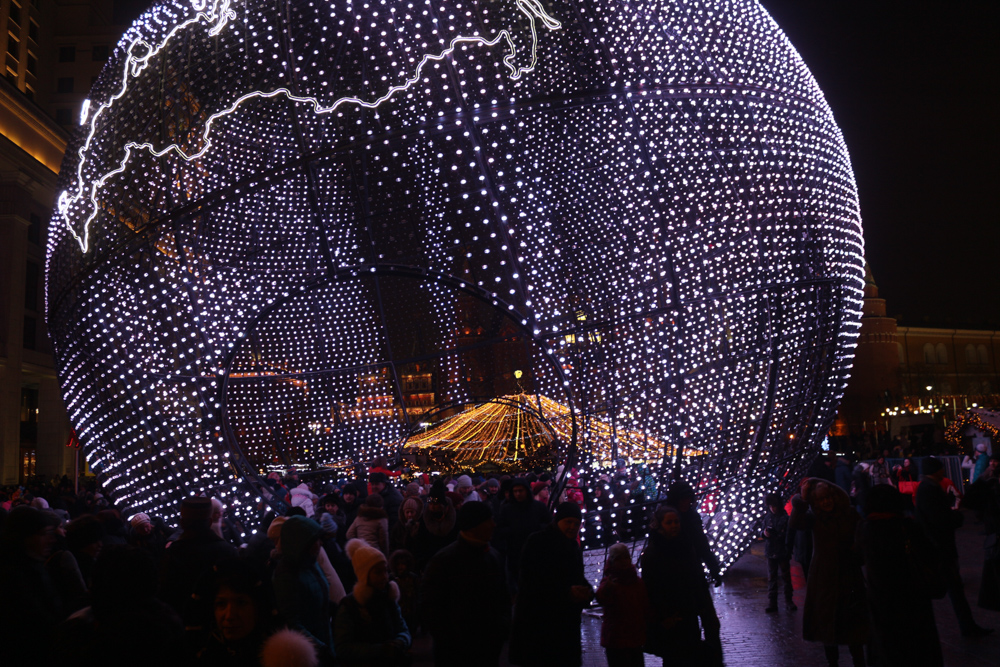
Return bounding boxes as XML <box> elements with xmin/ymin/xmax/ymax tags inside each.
<box><xmin>272</xmin><ymin>517</ymin><xmax>333</xmax><ymax>657</ymax></box>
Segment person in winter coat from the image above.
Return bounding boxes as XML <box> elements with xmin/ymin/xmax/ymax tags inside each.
<box><xmin>191</xmin><ymin>557</ymin><xmax>319</xmax><ymax>667</ymax></box>
<box><xmin>0</xmin><ymin>506</ymin><xmax>62</xmax><ymax>666</ymax></box>
<box><xmin>289</xmin><ymin>483</ymin><xmax>318</xmax><ymax>518</ymax></box>
<box><xmin>421</xmin><ymin>501</ymin><xmax>510</xmax><ymax>666</ymax></box>
<box><xmin>272</xmin><ymin>516</ymin><xmax>335</xmax><ymax>662</ymax></box>
<box><xmin>762</xmin><ymin>492</ymin><xmax>796</xmax><ymax>613</ymax></box>
<box><xmin>663</xmin><ymin>480</ymin><xmax>723</xmax><ymax>665</ymax></box>
<box><xmin>406</xmin><ymin>480</ymin><xmax>459</xmax><ymax>572</ymax></box>
<box><xmin>858</xmin><ymin>484</ymin><xmax>943</xmax><ymax>667</ymax></box>
<box><xmin>964</xmin><ymin>454</ymin><xmax>1000</xmax><ymax>611</ymax></box>
<box><xmin>869</xmin><ymin>456</ymin><xmax>892</xmax><ymax>487</ymax></box>
<box><xmin>509</xmin><ymin>502</ymin><xmax>593</xmax><ymax>667</ymax></box>
<box><xmin>347</xmin><ymin>494</ymin><xmax>390</xmax><ymax>554</ymax></box>
<box><xmin>370</xmin><ymin>473</ymin><xmax>405</xmax><ymax>530</ymax></box>
<box><xmin>338</xmin><ymin>483</ymin><xmax>365</xmax><ymax>533</ymax></box>
<box><xmin>915</xmin><ymin>456</ymin><xmax>992</xmax><ymax>637</ymax></box>
<box><xmin>596</xmin><ymin>543</ymin><xmax>649</xmax><ymax>667</ymax></box>
<box><xmin>641</xmin><ymin>505</ymin><xmax>710</xmax><ymax>667</ymax></box>
<box><xmin>335</xmin><ymin>539</ymin><xmax>411</xmax><ymax>666</ymax></box>
<box><xmin>389</xmin><ymin>496</ymin><xmax>422</xmax><ymax>553</ymax></box>
<box><xmin>388</xmin><ymin>549</ymin><xmax>420</xmax><ymax>636</ymax></box>
<box><xmin>493</xmin><ymin>477</ymin><xmax>551</xmax><ymax>594</ymax></box>
<box><xmin>790</xmin><ymin>478</ymin><xmax>868</xmax><ymax>667</ymax></box>
<box><xmin>158</xmin><ymin>497</ymin><xmax>238</xmax><ymax>620</ymax></box>
<box><xmin>54</xmin><ymin>545</ymin><xmax>186</xmax><ymax>667</ymax></box>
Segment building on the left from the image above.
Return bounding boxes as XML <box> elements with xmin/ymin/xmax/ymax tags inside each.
<box><xmin>0</xmin><ymin>0</ymin><xmax>125</xmax><ymax>484</ymax></box>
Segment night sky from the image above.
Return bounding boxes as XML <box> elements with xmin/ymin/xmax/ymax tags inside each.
<box><xmin>113</xmin><ymin>0</ymin><xmax>1000</xmax><ymax>327</ymax></box>
<box><xmin>760</xmin><ymin>0</ymin><xmax>1000</xmax><ymax>329</ymax></box>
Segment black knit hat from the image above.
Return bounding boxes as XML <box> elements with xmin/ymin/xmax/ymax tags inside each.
<box><xmin>554</xmin><ymin>502</ymin><xmax>582</xmax><ymax>522</ymax></box>
<box><xmin>457</xmin><ymin>501</ymin><xmax>493</xmax><ymax>531</ymax></box>
<box><xmin>922</xmin><ymin>457</ymin><xmax>944</xmax><ymax>476</ymax></box>
<box><xmin>665</xmin><ymin>480</ymin><xmax>695</xmax><ymax>505</ymax></box>
<box><xmin>428</xmin><ymin>479</ymin><xmax>448</xmax><ymax>503</ymax></box>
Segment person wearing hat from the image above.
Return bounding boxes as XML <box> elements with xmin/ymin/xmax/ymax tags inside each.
<box><xmin>408</xmin><ymin>479</ymin><xmax>459</xmax><ymax>572</ymax></box>
<box><xmin>596</xmin><ymin>543</ymin><xmax>648</xmax><ymax>667</ymax></box>
<box><xmin>158</xmin><ymin>496</ymin><xmax>238</xmax><ymax>619</ymax></box>
<box><xmin>421</xmin><ymin>501</ymin><xmax>510</xmax><ymax>666</ymax></box>
<box><xmin>389</xmin><ymin>496</ymin><xmax>423</xmax><ymax>553</ymax></box>
<box><xmin>916</xmin><ymin>457</ymin><xmax>992</xmax><ymax>637</ymax></box>
<box><xmin>858</xmin><ymin>484</ymin><xmax>943</xmax><ymax>667</ymax></box>
<box><xmin>273</xmin><ymin>516</ymin><xmax>336</xmax><ymax>662</ymax></box>
<box><xmin>455</xmin><ymin>474</ymin><xmax>482</xmax><ymax>503</ymax></box>
<box><xmin>791</xmin><ymin>479</ymin><xmax>868</xmax><ymax>667</ymax></box>
<box><xmin>346</xmin><ymin>494</ymin><xmax>390</xmax><ymax>555</ymax></box>
<box><xmin>509</xmin><ymin>502</ymin><xmax>593</xmax><ymax>667</ymax></box>
<box><xmin>494</xmin><ymin>478</ymin><xmax>550</xmax><ymax>595</ymax></box>
<box><xmin>335</xmin><ymin>539</ymin><xmax>411</xmax><ymax>665</ymax></box>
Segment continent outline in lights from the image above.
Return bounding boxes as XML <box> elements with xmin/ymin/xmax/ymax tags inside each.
<box><xmin>57</xmin><ymin>0</ymin><xmax>561</xmax><ymax>254</ymax></box>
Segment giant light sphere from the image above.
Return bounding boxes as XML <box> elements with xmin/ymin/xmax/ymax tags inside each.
<box><xmin>46</xmin><ymin>0</ymin><xmax>864</xmax><ymax>562</ymax></box>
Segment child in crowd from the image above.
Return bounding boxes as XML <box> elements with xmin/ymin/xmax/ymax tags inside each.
<box><xmin>388</xmin><ymin>549</ymin><xmax>420</xmax><ymax>636</ymax></box>
<box><xmin>335</xmin><ymin>539</ymin><xmax>411</xmax><ymax>666</ymax></box>
<box><xmin>762</xmin><ymin>492</ymin><xmax>796</xmax><ymax>613</ymax></box>
<box><xmin>596</xmin><ymin>542</ymin><xmax>649</xmax><ymax>667</ymax></box>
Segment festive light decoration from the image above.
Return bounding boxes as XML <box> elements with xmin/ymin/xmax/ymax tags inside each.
<box><xmin>398</xmin><ymin>392</ymin><xmax>704</xmax><ymax>470</ymax></box>
<box><xmin>945</xmin><ymin>408</ymin><xmax>1000</xmax><ymax>446</ymax></box>
<box><xmin>46</xmin><ymin>0</ymin><xmax>865</xmax><ymax>568</ymax></box>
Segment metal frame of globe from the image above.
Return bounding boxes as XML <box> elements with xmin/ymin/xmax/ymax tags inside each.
<box><xmin>45</xmin><ymin>0</ymin><xmax>865</xmax><ymax>569</ymax></box>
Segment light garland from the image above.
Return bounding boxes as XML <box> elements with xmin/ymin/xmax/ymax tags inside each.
<box><xmin>46</xmin><ymin>0</ymin><xmax>865</xmax><ymax>568</ymax></box>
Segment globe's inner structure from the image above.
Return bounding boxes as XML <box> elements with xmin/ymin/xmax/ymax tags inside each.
<box><xmin>46</xmin><ymin>0</ymin><xmax>864</xmax><ymax>567</ymax></box>
<box><xmin>224</xmin><ymin>271</ymin><xmax>573</xmax><ymax>475</ymax></box>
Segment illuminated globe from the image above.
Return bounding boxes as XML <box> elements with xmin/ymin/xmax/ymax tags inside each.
<box><xmin>46</xmin><ymin>0</ymin><xmax>864</xmax><ymax>563</ymax></box>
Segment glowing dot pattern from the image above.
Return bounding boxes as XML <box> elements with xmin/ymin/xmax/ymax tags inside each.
<box><xmin>46</xmin><ymin>0</ymin><xmax>865</xmax><ymax>565</ymax></box>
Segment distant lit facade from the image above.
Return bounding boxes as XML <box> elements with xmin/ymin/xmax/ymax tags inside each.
<box><xmin>836</xmin><ymin>267</ymin><xmax>999</xmax><ymax>438</ymax></box>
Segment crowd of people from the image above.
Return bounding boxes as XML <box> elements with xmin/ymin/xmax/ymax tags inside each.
<box><xmin>2</xmin><ymin>449</ymin><xmax>998</xmax><ymax>667</ymax></box>
<box><xmin>766</xmin><ymin>452</ymin><xmax>1000</xmax><ymax>667</ymax></box>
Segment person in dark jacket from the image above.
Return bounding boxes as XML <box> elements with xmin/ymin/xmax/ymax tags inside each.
<box><xmin>339</xmin><ymin>483</ymin><xmax>365</xmax><ymax>534</ymax></box>
<box><xmin>158</xmin><ymin>496</ymin><xmax>238</xmax><ymax>619</ymax></box>
<box><xmin>370</xmin><ymin>472</ymin><xmax>404</xmax><ymax>530</ymax></box>
<box><xmin>859</xmin><ymin>484</ymin><xmax>943</xmax><ymax>667</ymax></box>
<box><xmin>406</xmin><ymin>480</ymin><xmax>459</xmax><ymax>572</ymax></box>
<box><xmin>664</xmin><ymin>480</ymin><xmax>723</xmax><ymax>665</ymax></box>
<box><xmin>641</xmin><ymin>504</ymin><xmax>707</xmax><ymax>667</ymax></box>
<box><xmin>335</xmin><ymin>539</ymin><xmax>411</xmax><ymax>666</ymax></box>
<box><xmin>0</xmin><ymin>506</ymin><xmax>61</xmax><ymax>666</ymax></box>
<box><xmin>55</xmin><ymin>545</ymin><xmax>186</xmax><ymax>667</ymax></box>
<box><xmin>790</xmin><ymin>478</ymin><xmax>867</xmax><ymax>667</ymax></box>
<box><xmin>964</xmin><ymin>455</ymin><xmax>1000</xmax><ymax>611</ymax></box>
<box><xmin>597</xmin><ymin>543</ymin><xmax>649</xmax><ymax>667</ymax></box>
<box><xmin>421</xmin><ymin>501</ymin><xmax>510</xmax><ymax>666</ymax></box>
<box><xmin>493</xmin><ymin>477</ymin><xmax>551</xmax><ymax>594</ymax></box>
<box><xmin>915</xmin><ymin>456</ymin><xmax>992</xmax><ymax>637</ymax></box>
<box><xmin>509</xmin><ymin>502</ymin><xmax>593</xmax><ymax>667</ymax></box>
<box><xmin>272</xmin><ymin>516</ymin><xmax>335</xmax><ymax>662</ymax></box>
<box><xmin>762</xmin><ymin>492</ymin><xmax>796</xmax><ymax>613</ymax></box>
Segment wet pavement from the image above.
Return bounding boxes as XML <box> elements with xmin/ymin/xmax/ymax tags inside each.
<box><xmin>415</xmin><ymin>509</ymin><xmax>1000</xmax><ymax>666</ymax></box>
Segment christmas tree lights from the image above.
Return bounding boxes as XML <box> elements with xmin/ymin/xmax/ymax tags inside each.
<box><xmin>46</xmin><ymin>0</ymin><xmax>865</xmax><ymax>567</ymax></box>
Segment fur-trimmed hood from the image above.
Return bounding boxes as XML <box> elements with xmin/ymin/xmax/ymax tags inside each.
<box><xmin>421</xmin><ymin>499</ymin><xmax>456</xmax><ymax>537</ymax></box>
